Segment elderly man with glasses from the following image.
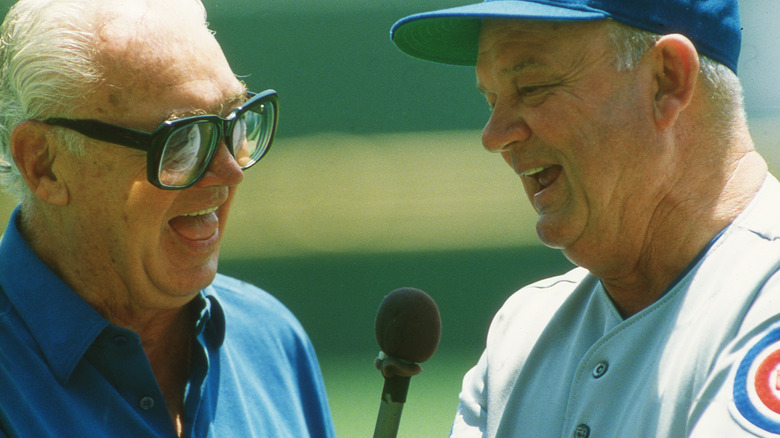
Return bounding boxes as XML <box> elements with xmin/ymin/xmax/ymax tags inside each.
<box><xmin>391</xmin><ymin>0</ymin><xmax>780</xmax><ymax>437</ymax></box>
<box><xmin>0</xmin><ymin>1</ymin><xmax>335</xmax><ymax>437</ymax></box>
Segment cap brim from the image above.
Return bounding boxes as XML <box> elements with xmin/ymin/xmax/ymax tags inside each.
<box><xmin>391</xmin><ymin>1</ymin><xmax>608</xmax><ymax>65</ymax></box>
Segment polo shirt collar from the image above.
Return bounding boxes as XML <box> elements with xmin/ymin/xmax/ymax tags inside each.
<box><xmin>0</xmin><ymin>207</ymin><xmax>226</xmax><ymax>382</ymax></box>
<box><xmin>195</xmin><ymin>287</ymin><xmax>226</xmax><ymax>348</ymax></box>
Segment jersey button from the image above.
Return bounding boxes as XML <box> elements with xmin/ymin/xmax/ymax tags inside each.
<box><xmin>592</xmin><ymin>361</ymin><xmax>609</xmax><ymax>378</ymax></box>
<box><xmin>139</xmin><ymin>396</ymin><xmax>155</xmax><ymax>411</ymax></box>
<box><xmin>574</xmin><ymin>424</ymin><xmax>590</xmax><ymax>438</ymax></box>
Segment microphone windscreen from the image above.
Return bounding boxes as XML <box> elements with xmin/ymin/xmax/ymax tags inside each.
<box><xmin>375</xmin><ymin>287</ymin><xmax>441</xmax><ymax>363</ymax></box>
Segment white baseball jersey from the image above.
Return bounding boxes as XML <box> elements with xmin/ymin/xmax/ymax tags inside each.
<box><xmin>451</xmin><ymin>174</ymin><xmax>780</xmax><ymax>438</ymax></box>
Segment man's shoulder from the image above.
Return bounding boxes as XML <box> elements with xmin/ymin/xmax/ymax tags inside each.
<box><xmin>208</xmin><ymin>274</ymin><xmax>285</xmax><ymax>309</ymax></box>
<box><xmin>499</xmin><ymin>267</ymin><xmax>590</xmax><ymax>313</ymax></box>
<box><xmin>487</xmin><ymin>267</ymin><xmax>592</xmax><ymax>341</ymax></box>
<box><xmin>207</xmin><ymin>273</ymin><xmax>304</xmax><ymax>335</ymax></box>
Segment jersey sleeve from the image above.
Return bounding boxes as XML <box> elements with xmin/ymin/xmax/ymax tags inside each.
<box><xmin>689</xmin><ymin>269</ymin><xmax>780</xmax><ymax>437</ymax></box>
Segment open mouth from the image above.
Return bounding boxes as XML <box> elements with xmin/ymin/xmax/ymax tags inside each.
<box><xmin>169</xmin><ymin>205</ymin><xmax>220</xmax><ymax>241</ymax></box>
<box><xmin>522</xmin><ymin>165</ymin><xmax>562</xmax><ymax>190</ymax></box>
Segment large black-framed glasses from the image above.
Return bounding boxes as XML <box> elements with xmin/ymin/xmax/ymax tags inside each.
<box><xmin>41</xmin><ymin>89</ymin><xmax>279</xmax><ymax>190</ymax></box>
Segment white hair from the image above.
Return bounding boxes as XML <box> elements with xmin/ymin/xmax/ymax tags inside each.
<box><xmin>0</xmin><ymin>0</ymin><xmax>210</xmax><ymax>202</ymax></box>
<box><xmin>0</xmin><ymin>0</ymin><xmax>100</xmax><ymax>201</ymax></box>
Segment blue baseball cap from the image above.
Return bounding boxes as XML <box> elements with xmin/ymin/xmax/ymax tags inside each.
<box><xmin>390</xmin><ymin>0</ymin><xmax>741</xmax><ymax>72</ymax></box>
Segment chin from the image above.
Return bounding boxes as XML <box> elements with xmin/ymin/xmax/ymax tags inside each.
<box><xmin>535</xmin><ymin>221</ymin><xmax>572</xmax><ymax>250</ymax></box>
<box><xmin>535</xmin><ymin>222</ymin><xmax>588</xmax><ymax>267</ymax></box>
<box><xmin>169</xmin><ymin>261</ymin><xmax>219</xmax><ymax>296</ymax></box>
<box><xmin>192</xmin><ymin>265</ymin><xmax>219</xmax><ymax>290</ymax></box>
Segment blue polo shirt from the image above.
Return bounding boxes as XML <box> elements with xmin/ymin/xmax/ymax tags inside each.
<box><xmin>0</xmin><ymin>208</ymin><xmax>335</xmax><ymax>437</ymax></box>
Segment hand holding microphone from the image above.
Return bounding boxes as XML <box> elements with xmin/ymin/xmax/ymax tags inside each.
<box><xmin>373</xmin><ymin>287</ymin><xmax>441</xmax><ymax>438</ymax></box>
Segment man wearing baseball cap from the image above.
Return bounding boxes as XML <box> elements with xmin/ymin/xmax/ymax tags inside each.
<box><xmin>391</xmin><ymin>1</ymin><xmax>780</xmax><ymax>437</ymax></box>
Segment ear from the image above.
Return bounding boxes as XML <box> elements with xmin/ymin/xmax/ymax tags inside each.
<box><xmin>10</xmin><ymin>121</ymin><xmax>69</xmax><ymax>206</ymax></box>
<box><xmin>651</xmin><ymin>34</ymin><xmax>700</xmax><ymax>129</ymax></box>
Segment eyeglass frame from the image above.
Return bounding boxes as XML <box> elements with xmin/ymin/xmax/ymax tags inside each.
<box><xmin>39</xmin><ymin>88</ymin><xmax>279</xmax><ymax>190</ymax></box>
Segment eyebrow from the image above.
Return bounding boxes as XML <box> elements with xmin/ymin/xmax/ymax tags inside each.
<box><xmin>504</xmin><ymin>59</ymin><xmax>542</xmax><ymax>75</ymax></box>
<box><xmin>162</xmin><ymin>86</ymin><xmax>250</xmax><ymax>122</ymax></box>
<box><xmin>223</xmin><ymin>86</ymin><xmax>250</xmax><ymax>112</ymax></box>
<box><xmin>477</xmin><ymin>59</ymin><xmax>544</xmax><ymax>95</ymax></box>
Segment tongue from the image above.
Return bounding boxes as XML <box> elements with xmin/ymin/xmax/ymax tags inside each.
<box><xmin>537</xmin><ymin>165</ymin><xmax>562</xmax><ymax>188</ymax></box>
<box><xmin>169</xmin><ymin>213</ymin><xmax>218</xmax><ymax>241</ymax></box>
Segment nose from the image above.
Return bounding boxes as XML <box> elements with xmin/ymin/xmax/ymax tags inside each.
<box><xmin>196</xmin><ymin>142</ymin><xmax>245</xmax><ymax>187</ymax></box>
<box><xmin>481</xmin><ymin>98</ymin><xmax>532</xmax><ymax>153</ymax></box>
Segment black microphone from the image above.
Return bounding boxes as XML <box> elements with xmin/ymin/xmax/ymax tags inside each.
<box><xmin>373</xmin><ymin>287</ymin><xmax>441</xmax><ymax>438</ymax></box>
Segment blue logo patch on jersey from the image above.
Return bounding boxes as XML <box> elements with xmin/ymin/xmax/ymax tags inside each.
<box><xmin>733</xmin><ymin>326</ymin><xmax>780</xmax><ymax>433</ymax></box>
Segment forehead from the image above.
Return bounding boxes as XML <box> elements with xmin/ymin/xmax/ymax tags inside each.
<box><xmin>86</xmin><ymin>0</ymin><xmax>246</xmax><ymax>127</ymax></box>
<box><xmin>476</xmin><ymin>20</ymin><xmax>610</xmax><ymax>78</ymax></box>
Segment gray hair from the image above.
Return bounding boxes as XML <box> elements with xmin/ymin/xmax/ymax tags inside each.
<box><xmin>0</xmin><ymin>0</ymin><xmax>99</xmax><ymax>202</ymax></box>
<box><xmin>0</xmin><ymin>0</ymin><xmax>210</xmax><ymax>203</ymax></box>
<box><xmin>605</xmin><ymin>20</ymin><xmax>746</xmax><ymax>123</ymax></box>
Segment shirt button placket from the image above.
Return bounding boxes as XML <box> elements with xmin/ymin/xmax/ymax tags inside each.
<box><xmin>571</xmin><ymin>361</ymin><xmax>607</xmax><ymax>438</ymax></box>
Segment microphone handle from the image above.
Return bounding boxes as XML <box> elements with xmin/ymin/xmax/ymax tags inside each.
<box><xmin>373</xmin><ymin>375</ymin><xmax>411</xmax><ymax>438</ymax></box>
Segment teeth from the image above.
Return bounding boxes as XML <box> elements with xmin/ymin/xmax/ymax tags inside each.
<box><xmin>182</xmin><ymin>206</ymin><xmax>219</xmax><ymax>217</ymax></box>
<box><xmin>521</xmin><ymin>167</ymin><xmax>547</xmax><ymax>177</ymax></box>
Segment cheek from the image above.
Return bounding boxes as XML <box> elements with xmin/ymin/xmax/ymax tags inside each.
<box><xmin>500</xmin><ymin>150</ymin><xmax>514</xmax><ymax>168</ymax></box>
<box><xmin>216</xmin><ymin>188</ymin><xmax>239</xmax><ymax>231</ymax></box>
<box><xmin>125</xmin><ymin>183</ymin><xmax>178</xmax><ymax>234</ymax></box>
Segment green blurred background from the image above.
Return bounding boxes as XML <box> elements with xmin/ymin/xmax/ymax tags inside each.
<box><xmin>0</xmin><ymin>1</ymin><xmax>778</xmax><ymax>436</ymax></box>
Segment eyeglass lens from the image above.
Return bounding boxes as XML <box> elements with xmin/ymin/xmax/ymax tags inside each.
<box><xmin>159</xmin><ymin>121</ymin><xmax>218</xmax><ymax>187</ymax></box>
<box><xmin>157</xmin><ymin>99</ymin><xmax>275</xmax><ymax>188</ymax></box>
<box><xmin>232</xmin><ymin>101</ymin><xmax>274</xmax><ymax>168</ymax></box>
